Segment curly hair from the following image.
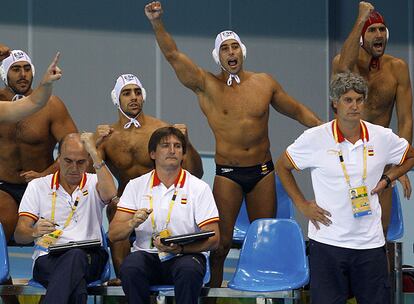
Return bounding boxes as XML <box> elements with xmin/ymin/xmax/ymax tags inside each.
<box><xmin>329</xmin><ymin>72</ymin><xmax>368</xmax><ymax>113</ymax></box>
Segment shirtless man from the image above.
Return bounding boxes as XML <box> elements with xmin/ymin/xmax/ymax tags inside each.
<box><xmin>0</xmin><ymin>49</ymin><xmax>77</xmax><ymax>244</ymax></box>
<box><xmin>0</xmin><ymin>45</ymin><xmax>63</xmax><ymax>122</ymax></box>
<box><xmin>97</xmin><ymin>73</ymin><xmax>203</xmax><ymax>284</ymax></box>
<box><xmin>145</xmin><ymin>1</ymin><xmax>322</xmax><ymax>287</ymax></box>
<box><xmin>332</xmin><ymin>2</ymin><xmax>413</xmax><ymax>233</ymax></box>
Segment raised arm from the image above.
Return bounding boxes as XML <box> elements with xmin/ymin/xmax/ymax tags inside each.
<box><xmin>0</xmin><ymin>52</ymin><xmax>62</xmax><ymax>122</ymax></box>
<box><xmin>270</xmin><ymin>76</ymin><xmax>322</xmax><ymax>127</ymax></box>
<box><xmin>145</xmin><ymin>1</ymin><xmax>206</xmax><ymax>93</ymax></box>
<box><xmin>332</xmin><ymin>2</ymin><xmax>374</xmax><ymax>74</ymax></box>
<box><xmin>81</xmin><ymin>132</ymin><xmax>117</xmax><ymax>202</ymax></box>
<box><xmin>0</xmin><ymin>43</ymin><xmax>10</xmax><ymax>61</ymax></box>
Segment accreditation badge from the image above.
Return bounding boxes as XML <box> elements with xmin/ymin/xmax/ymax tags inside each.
<box><xmin>35</xmin><ymin>229</ymin><xmax>63</xmax><ymax>252</ymax></box>
<box><xmin>159</xmin><ymin>229</ymin><xmax>172</xmax><ymax>238</ymax></box>
<box><xmin>349</xmin><ymin>186</ymin><xmax>372</xmax><ymax>218</ymax></box>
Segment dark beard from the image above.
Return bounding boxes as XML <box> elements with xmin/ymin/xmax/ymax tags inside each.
<box><xmin>8</xmin><ymin>79</ymin><xmax>33</xmax><ymax>96</ymax></box>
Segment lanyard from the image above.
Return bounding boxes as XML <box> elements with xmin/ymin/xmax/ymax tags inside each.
<box><xmin>333</xmin><ymin>120</ymin><xmax>368</xmax><ymax>188</ymax></box>
<box><xmin>50</xmin><ymin>171</ymin><xmax>87</xmax><ymax>229</ymax></box>
<box><xmin>149</xmin><ymin>169</ymin><xmax>185</xmax><ymax>233</ymax></box>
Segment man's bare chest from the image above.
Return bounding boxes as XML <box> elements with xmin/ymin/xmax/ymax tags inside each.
<box><xmin>366</xmin><ymin>74</ymin><xmax>397</xmax><ymax>109</ymax></box>
<box><xmin>0</xmin><ymin>117</ymin><xmax>51</xmax><ymax>145</ymax></box>
<box><xmin>105</xmin><ymin>133</ymin><xmax>153</xmax><ymax>170</ymax></box>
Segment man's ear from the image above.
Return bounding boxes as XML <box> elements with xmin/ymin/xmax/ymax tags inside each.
<box><xmin>150</xmin><ymin>151</ymin><xmax>156</xmax><ymax>161</ymax></box>
<box><xmin>332</xmin><ymin>100</ymin><xmax>338</xmax><ymax>111</ymax></box>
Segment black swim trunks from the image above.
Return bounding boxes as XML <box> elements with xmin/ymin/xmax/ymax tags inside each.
<box><xmin>215</xmin><ymin>160</ymin><xmax>274</xmax><ymax>193</ymax></box>
<box><xmin>0</xmin><ymin>181</ymin><xmax>28</xmax><ymax>204</ymax></box>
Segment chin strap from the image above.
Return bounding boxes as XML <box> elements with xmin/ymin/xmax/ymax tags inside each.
<box><xmin>221</xmin><ymin>65</ymin><xmax>241</xmax><ymax>86</ymax></box>
<box><xmin>226</xmin><ymin>74</ymin><xmax>241</xmax><ymax>86</ymax></box>
<box><xmin>12</xmin><ymin>94</ymin><xmax>25</xmax><ymax>101</ymax></box>
<box><xmin>119</xmin><ymin>107</ymin><xmax>141</xmax><ymax>129</ymax></box>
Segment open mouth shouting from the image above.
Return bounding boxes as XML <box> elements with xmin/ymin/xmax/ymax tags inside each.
<box><xmin>227</xmin><ymin>58</ymin><xmax>238</xmax><ymax>68</ymax></box>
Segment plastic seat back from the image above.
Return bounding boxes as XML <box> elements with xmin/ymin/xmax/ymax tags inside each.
<box><xmin>387</xmin><ymin>187</ymin><xmax>404</xmax><ymax>241</ymax></box>
<box><xmin>0</xmin><ymin>223</ymin><xmax>10</xmax><ymax>283</ymax></box>
<box><xmin>88</xmin><ymin>227</ymin><xmax>111</xmax><ymax>286</ymax></box>
<box><xmin>228</xmin><ymin>218</ymin><xmax>309</xmax><ymax>292</ymax></box>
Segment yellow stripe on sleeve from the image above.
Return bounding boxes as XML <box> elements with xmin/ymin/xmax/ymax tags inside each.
<box><xmin>18</xmin><ymin>212</ymin><xmax>38</xmax><ymax>222</ymax></box>
<box><xmin>198</xmin><ymin>217</ymin><xmax>220</xmax><ymax>228</ymax></box>
<box><xmin>117</xmin><ymin>207</ymin><xmax>137</xmax><ymax>214</ymax></box>
<box><xmin>285</xmin><ymin>151</ymin><xmax>300</xmax><ymax>171</ymax></box>
<box><xmin>398</xmin><ymin>144</ymin><xmax>411</xmax><ymax>166</ymax></box>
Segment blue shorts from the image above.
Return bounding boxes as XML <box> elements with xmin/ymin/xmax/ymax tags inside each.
<box><xmin>309</xmin><ymin>239</ymin><xmax>390</xmax><ymax>304</ymax></box>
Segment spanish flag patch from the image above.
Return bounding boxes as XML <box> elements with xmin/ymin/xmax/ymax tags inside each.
<box><xmin>368</xmin><ymin>148</ymin><xmax>374</xmax><ymax>156</ymax></box>
<box><xmin>181</xmin><ymin>195</ymin><xmax>187</xmax><ymax>205</ymax></box>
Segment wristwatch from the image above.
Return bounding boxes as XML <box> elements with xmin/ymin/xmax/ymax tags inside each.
<box><xmin>381</xmin><ymin>174</ymin><xmax>392</xmax><ymax>188</ymax></box>
<box><xmin>93</xmin><ymin>160</ymin><xmax>106</xmax><ymax>170</ymax></box>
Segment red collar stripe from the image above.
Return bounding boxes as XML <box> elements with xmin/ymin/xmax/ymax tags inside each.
<box><xmin>152</xmin><ymin>169</ymin><xmax>186</xmax><ymax>188</ymax></box>
<box><xmin>332</xmin><ymin>120</ymin><xmax>369</xmax><ymax>143</ymax></box>
<box><xmin>50</xmin><ymin>171</ymin><xmax>88</xmax><ymax>190</ymax></box>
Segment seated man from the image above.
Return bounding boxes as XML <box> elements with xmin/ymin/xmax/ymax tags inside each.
<box><xmin>276</xmin><ymin>72</ymin><xmax>414</xmax><ymax>303</ymax></box>
<box><xmin>97</xmin><ymin>73</ymin><xmax>203</xmax><ymax>284</ymax></box>
<box><xmin>14</xmin><ymin>132</ymin><xmax>117</xmax><ymax>304</ymax></box>
<box><xmin>109</xmin><ymin>126</ymin><xmax>219</xmax><ymax>304</ymax></box>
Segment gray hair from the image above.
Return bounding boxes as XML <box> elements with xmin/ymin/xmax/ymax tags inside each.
<box><xmin>329</xmin><ymin>72</ymin><xmax>368</xmax><ymax>113</ymax></box>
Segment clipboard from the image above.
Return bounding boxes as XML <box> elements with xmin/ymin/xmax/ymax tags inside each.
<box><xmin>160</xmin><ymin>230</ymin><xmax>215</xmax><ymax>246</ymax></box>
<box><xmin>48</xmin><ymin>239</ymin><xmax>101</xmax><ymax>254</ymax></box>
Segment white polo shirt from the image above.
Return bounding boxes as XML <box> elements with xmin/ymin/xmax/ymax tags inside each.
<box><xmin>19</xmin><ymin>172</ymin><xmax>105</xmax><ymax>260</ymax></box>
<box><xmin>286</xmin><ymin>120</ymin><xmax>409</xmax><ymax>249</ymax></box>
<box><xmin>118</xmin><ymin>169</ymin><xmax>219</xmax><ymax>253</ymax></box>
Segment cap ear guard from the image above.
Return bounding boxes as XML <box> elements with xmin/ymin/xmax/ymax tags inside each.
<box><xmin>360</xmin><ymin>27</ymin><xmax>389</xmax><ymax>46</ymax></box>
<box><xmin>211</xmin><ymin>43</ymin><xmax>247</xmax><ymax>65</ymax></box>
<box><xmin>111</xmin><ymin>89</ymin><xmax>119</xmax><ymax>107</ymax></box>
<box><xmin>141</xmin><ymin>87</ymin><xmax>147</xmax><ymax>101</ymax></box>
<box><xmin>0</xmin><ymin>64</ymin><xmax>7</xmax><ymax>85</ymax></box>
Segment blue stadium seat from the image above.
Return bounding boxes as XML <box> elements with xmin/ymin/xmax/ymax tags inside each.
<box><xmin>0</xmin><ymin>223</ymin><xmax>10</xmax><ymax>283</ymax></box>
<box><xmin>228</xmin><ymin>218</ymin><xmax>309</xmax><ymax>292</ymax></box>
<box><xmin>386</xmin><ymin>187</ymin><xmax>404</xmax><ymax>241</ymax></box>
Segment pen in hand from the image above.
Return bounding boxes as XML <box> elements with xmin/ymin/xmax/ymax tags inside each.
<box><xmin>40</xmin><ymin>217</ymin><xmax>60</xmax><ymax>226</ymax></box>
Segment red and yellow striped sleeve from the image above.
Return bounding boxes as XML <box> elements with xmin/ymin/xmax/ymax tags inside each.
<box><xmin>198</xmin><ymin>217</ymin><xmax>219</xmax><ymax>228</ymax></box>
<box><xmin>398</xmin><ymin>144</ymin><xmax>410</xmax><ymax>166</ymax></box>
<box><xmin>285</xmin><ymin>151</ymin><xmax>300</xmax><ymax>170</ymax></box>
<box><xmin>18</xmin><ymin>212</ymin><xmax>38</xmax><ymax>221</ymax></box>
<box><xmin>117</xmin><ymin>206</ymin><xmax>137</xmax><ymax>214</ymax></box>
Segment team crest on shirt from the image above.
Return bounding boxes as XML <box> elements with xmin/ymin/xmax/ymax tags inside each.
<box><xmin>181</xmin><ymin>194</ymin><xmax>187</xmax><ymax>205</ymax></box>
<box><xmin>327</xmin><ymin>149</ymin><xmax>340</xmax><ymax>155</ymax></box>
<box><xmin>82</xmin><ymin>190</ymin><xmax>89</xmax><ymax>196</ymax></box>
<box><xmin>367</xmin><ymin>146</ymin><xmax>374</xmax><ymax>156</ymax></box>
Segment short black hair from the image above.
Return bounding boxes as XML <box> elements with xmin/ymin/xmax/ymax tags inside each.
<box><xmin>148</xmin><ymin>126</ymin><xmax>187</xmax><ymax>155</ymax></box>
